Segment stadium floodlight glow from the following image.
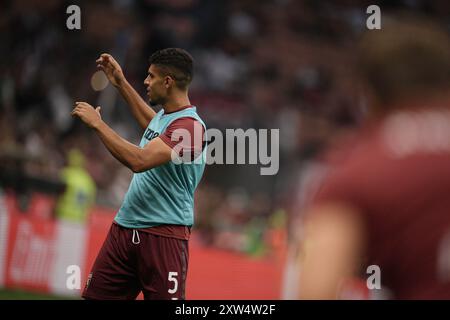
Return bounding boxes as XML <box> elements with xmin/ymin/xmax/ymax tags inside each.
<box><xmin>90</xmin><ymin>71</ymin><xmax>109</xmax><ymax>91</ymax></box>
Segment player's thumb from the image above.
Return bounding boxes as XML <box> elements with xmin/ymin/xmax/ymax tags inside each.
<box><xmin>96</xmin><ymin>106</ymin><xmax>101</xmax><ymax>114</ymax></box>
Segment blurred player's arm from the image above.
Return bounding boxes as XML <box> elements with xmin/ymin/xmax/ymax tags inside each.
<box><xmin>96</xmin><ymin>53</ymin><xmax>156</xmax><ymax>130</ymax></box>
<box><xmin>298</xmin><ymin>203</ymin><xmax>365</xmax><ymax>299</ymax></box>
<box><xmin>72</xmin><ymin>102</ymin><xmax>171</xmax><ymax>173</ymax></box>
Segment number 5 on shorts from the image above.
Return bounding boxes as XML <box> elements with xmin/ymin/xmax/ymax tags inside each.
<box><xmin>168</xmin><ymin>272</ymin><xmax>178</xmax><ymax>295</ymax></box>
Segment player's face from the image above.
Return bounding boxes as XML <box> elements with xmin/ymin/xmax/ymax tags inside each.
<box><xmin>144</xmin><ymin>65</ymin><xmax>167</xmax><ymax>106</ymax></box>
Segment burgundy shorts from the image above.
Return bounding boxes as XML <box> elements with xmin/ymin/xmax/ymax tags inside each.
<box><xmin>82</xmin><ymin>223</ymin><xmax>189</xmax><ymax>300</ymax></box>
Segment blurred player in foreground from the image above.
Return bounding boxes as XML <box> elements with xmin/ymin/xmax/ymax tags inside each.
<box><xmin>298</xmin><ymin>16</ymin><xmax>450</xmax><ymax>299</ymax></box>
<box><xmin>72</xmin><ymin>48</ymin><xmax>206</xmax><ymax>299</ymax></box>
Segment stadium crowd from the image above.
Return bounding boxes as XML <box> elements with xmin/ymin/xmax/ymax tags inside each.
<box><xmin>1</xmin><ymin>0</ymin><xmax>449</xmax><ymax>255</ymax></box>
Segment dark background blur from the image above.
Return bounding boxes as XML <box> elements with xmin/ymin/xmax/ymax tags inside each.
<box><xmin>0</xmin><ymin>0</ymin><xmax>449</xmax><ymax>255</ymax></box>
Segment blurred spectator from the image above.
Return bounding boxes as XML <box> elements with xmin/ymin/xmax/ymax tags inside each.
<box><xmin>55</xmin><ymin>149</ymin><xmax>96</xmax><ymax>224</ymax></box>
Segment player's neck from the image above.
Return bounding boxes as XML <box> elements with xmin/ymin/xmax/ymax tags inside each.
<box><xmin>163</xmin><ymin>94</ymin><xmax>191</xmax><ymax>113</ymax></box>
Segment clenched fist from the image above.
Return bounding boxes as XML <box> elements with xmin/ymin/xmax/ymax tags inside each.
<box><xmin>96</xmin><ymin>53</ymin><xmax>125</xmax><ymax>87</ymax></box>
<box><xmin>72</xmin><ymin>102</ymin><xmax>102</xmax><ymax>129</ymax></box>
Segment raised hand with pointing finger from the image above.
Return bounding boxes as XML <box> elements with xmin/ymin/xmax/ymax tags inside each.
<box><xmin>96</xmin><ymin>53</ymin><xmax>125</xmax><ymax>87</ymax></box>
<box><xmin>72</xmin><ymin>102</ymin><xmax>102</xmax><ymax>129</ymax></box>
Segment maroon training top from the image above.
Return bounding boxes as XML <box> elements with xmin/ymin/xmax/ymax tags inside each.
<box><xmin>313</xmin><ymin>107</ymin><xmax>450</xmax><ymax>299</ymax></box>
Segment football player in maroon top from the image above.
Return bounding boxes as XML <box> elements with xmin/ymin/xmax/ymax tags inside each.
<box><xmin>298</xmin><ymin>16</ymin><xmax>450</xmax><ymax>299</ymax></box>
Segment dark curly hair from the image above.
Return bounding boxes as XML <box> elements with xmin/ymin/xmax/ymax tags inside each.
<box><xmin>149</xmin><ymin>48</ymin><xmax>194</xmax><ymax>90</ymax></box>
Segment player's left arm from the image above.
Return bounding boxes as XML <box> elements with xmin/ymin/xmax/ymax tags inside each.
<box><xmin>72</xmin><ymin>101</ymin><xmax>173</xmax><ymax>172</ymax></box>
<box><xmin>297</xmin><ymin>203</ymin><xmax>365</xmax><ymax>299</ymax></box>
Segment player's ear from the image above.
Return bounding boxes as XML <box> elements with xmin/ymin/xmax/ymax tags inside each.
<box><xmin>164</xmin><ymin>76</ymin><xmax>174</xmax><ymax>89</ymax></box>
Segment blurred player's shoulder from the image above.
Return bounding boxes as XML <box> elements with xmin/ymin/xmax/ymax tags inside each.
<box><xmin>318</xmin><ymin>124</ymin><xmax>374</xmax><ymax>169</ymax></box>
<box><xmin>378</xmin><ymin>101</ymin><xmax>450</xmax><ymax>160</ymax></box>
<box><xmin>315</xmin><ymin>100</ymin><xmax>450</xmax><ymax>205</ymax></box>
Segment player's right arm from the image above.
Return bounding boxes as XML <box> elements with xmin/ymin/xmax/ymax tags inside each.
<box><xmin>298</xmin><ymin>203</ymin><xmax>365</xmax><ymax>299</ymax></box>
<box><xmin>96</xmin><ymin>53</ymin><xmax>156</xmax><ymax>130</ymax></box>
